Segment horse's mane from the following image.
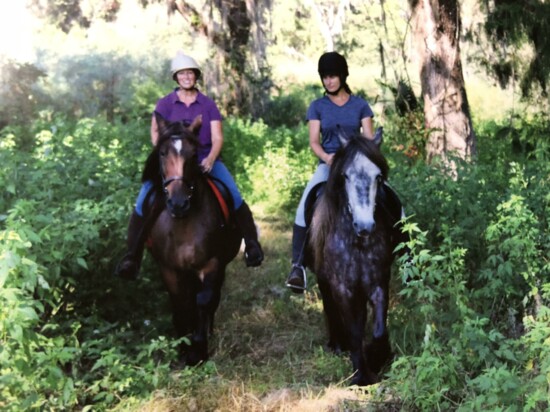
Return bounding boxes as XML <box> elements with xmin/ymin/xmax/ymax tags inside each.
<box><xmin>310</xmin><ymin>135</ymin><xmax>389</xmax><ymax>267</ymax></box>
<box><xmin>141</xmin><ymin>116</ymin><xmax>200</xmax><ymax>188</ymax></box>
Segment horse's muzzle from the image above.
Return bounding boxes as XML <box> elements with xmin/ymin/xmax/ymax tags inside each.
<box><xmin>354</xmin><ymin>220</ymin><xmax>376</xmax><ymax>237</ymax></box>
<box><xmin>167</xmin><ymin>197</ymin><xmax>191</xmax><ymax>218</ymax></box>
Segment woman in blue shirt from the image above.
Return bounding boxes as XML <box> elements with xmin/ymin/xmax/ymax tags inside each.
<box><xmin>286</xmin><ymin>52</ymin><xmax>376</xmax><ymax>293</ymax></box>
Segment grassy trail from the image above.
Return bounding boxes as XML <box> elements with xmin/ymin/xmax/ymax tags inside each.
<box><xmin>126</xmin><ymin>217</ymin><xmax>397</xmax><ymax>411</ymax></box>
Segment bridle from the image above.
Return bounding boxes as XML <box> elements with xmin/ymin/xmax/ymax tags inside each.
<box><xmin>160</xmin><ymin>135</ymin><xmax>196</xmax><ymax>199</ymax></box>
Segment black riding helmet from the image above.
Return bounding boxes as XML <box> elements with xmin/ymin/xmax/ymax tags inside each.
<box><xmin>318</xmin><ymin>51</ymin><xmax>349</xmax><ymax>78</ymax></box>
<box><xmin>317</xmin><ymin>52</ymin><xmax>350</xmax><ymax>94</ymax></box>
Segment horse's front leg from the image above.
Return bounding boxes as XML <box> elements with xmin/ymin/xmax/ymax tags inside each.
<box><xmin>366</xmin><ymin>284</ymin><xmax>392</xmax><ymax>374</ymax></box>
<box><xmin>187</xmin><ymin>258</ymin><xmax>221</xmax><ymax>365</ymax></box>
<box><xmin>337</xmin><ymin>295</ymin><xmax>378</xmax><ymax>386</ymax></box>
<box><xmin>161</xmin><ymin>267</ymin><xmax>197</xmax><ymax>362</ymax></box>
<box><xmin>317</xmin><ymin>276</ymin><xmax>348</xmax><ymax>353</ymax></box>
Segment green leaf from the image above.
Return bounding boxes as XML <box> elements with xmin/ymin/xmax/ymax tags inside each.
<box><xmin>76</xmin><ymin>257</ymin><xmax>88</xmax><ymax>270</ymax></box>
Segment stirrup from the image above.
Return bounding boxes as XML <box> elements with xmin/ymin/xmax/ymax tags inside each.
<box><xmin>286</xmin><ymin>264</ymin><xmax>307</xmax><ymax>292</ymax></box>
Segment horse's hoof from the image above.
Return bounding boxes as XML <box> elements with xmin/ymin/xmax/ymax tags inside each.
<box><xmin>350</xmin><ymin>371</ymin><xmax>379</xmax><ymax>387</ymax></box>
<box><xmin>186</xmin><ymin>357</ymin><xmax>203</xmax><ymax>367</ymax></box>
<box><xmin>183</xmin><ymin>340</ymin><xmax>209</xmax><ymax>367</ymax></box>
<box><xmin>325</xmin><ymin>342</ymin><xmax>346</xmax><ymax>355</ymax></box>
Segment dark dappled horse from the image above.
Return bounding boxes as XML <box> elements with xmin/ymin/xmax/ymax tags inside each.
<box><xmin>308</xmin><ymin>135</ymin><xmax>398</xmax><ymax>386</ymax></box>
<box><xmin>143</xmin><ymin>114</ymin><xmax>241</xmax><ymax>365</ymax></box>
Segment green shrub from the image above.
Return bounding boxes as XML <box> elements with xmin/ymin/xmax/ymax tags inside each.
<box><xmin>261</xmin><ymin>84</ymin><xmax>322</xmax><ymax>128</ymax></box>
<box><xmin>1</xmin><ymin>100</ymin><xmax>549</xmax><ymax>410</ymax></box>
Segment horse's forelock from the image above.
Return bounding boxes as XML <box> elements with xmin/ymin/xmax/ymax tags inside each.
<box><xmin>344</xmin><ymin>135</ymin><xmax>389</xmax><ymax>178</ymax></box>
<box><xmin>142</xmin><ymin>120</ymin><xmax>199</xmax><ymax>186</ymax></box>
<box><xmin>157</xmin><ymin>121</ymin><xmax>198</xmax><ymax>148</ymax></box>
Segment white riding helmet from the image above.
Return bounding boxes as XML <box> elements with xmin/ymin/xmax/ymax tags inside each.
<box><xmin>170</xmin><ymin>52</ymin><xmax>201</xmax><ymax>81</ymax></box>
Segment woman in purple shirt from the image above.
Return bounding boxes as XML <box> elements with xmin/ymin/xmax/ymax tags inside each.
<box><xmin>116</xmin><ymin>52</ymin><xmax>263</xmax><ymax>280</ymax></box>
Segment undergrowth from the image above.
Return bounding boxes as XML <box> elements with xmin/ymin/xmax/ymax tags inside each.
<box><xmin>0</xmin><ymin>109</ymin><xmax>548</xmax><ymax>410</ymax></box>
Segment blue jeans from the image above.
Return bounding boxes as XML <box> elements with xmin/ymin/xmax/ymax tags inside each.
<box><xmin>294</xmin><ymin>163</ymin><xmax>330</xmax><ymax>227</ymax></box>
<box><xmin>134</xmin><ymin>159</ymin><xmax>243</xmax><ymax>217</ymax></box>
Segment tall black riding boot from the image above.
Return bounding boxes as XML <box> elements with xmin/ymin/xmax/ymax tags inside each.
<box><xmin>115</xmin><ymin>211</ymin><xmax>146</xmax><ymax>280</ymax></box>
<box><xmin>235</xmin><ymin>201</ymin><xmax>264</xmax><ymax>267</ymax></box>
<box><xmin>285</xmin><ymin>224</ymin><xmax>308</xmax><ymax>294</ymax></box>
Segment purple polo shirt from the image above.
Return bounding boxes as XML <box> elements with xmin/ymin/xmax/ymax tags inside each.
<box><xmin>154</xmin><ymin>89</ymin><xmax>222</xmax><ymax>161</ymax></box>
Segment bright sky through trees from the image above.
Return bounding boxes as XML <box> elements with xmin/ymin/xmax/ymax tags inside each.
<box><xmin>0</xmin><ymin>2</ymin><xmax>35</xmax><ymax>61</ymax></box>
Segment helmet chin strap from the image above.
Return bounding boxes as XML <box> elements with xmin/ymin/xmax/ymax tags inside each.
<box><xmin>323</xmin><ymin>76</ymin><xmax>347</xmax><ymax>96</ymax></box>
<box><xmin>325</xmin><ymin>86</ymin><xmax>342</xmax><ymax>96</ymax></box>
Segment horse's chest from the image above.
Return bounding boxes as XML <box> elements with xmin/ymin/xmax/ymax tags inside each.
<box><xmin>323</xmin><ymin>231</ymin><xmax>389</xmax><ymax>273</ymax></box>
<box><xmin>152</xmin><ymin>218</ymin><xmax>212</xmax><ymax>267</ymax></box>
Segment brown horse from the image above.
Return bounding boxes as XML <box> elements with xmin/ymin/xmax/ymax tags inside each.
<box><xmin>144</xmin><ymin>114</ymin><xmax>241</xmax><ymax>365</ymax></box>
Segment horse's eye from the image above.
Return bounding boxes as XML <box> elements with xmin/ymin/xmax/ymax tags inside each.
<box><xmin>342</xmin><ymin>173</ymin><xmax>349</xmax><ymax>181</ymax></box>
<box><xmin>160</xmin><ymin>150</ymin><xmax>167</xmax><ymax>157</ymax></box>
<box><xmin>376</xmin><ymin>175</ymin><xmax>383</xmax><ymax>184</ymax></box>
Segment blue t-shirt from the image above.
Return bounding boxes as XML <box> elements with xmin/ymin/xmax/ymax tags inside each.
<box><xmin>306</xmin><ymin>95</ymin><xmax>374</xmax><ymax>157</ymax></box>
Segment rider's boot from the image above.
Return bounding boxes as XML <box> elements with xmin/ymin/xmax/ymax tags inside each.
<box><xmin>235</xmin><ymin>201</ymin><xmax>264</xmax><ymax>267</ymax></box>
<box><xmin>286</xmin><ymin>224</ymin><xmax>308</xmax><ymax>294</ymax></box>
<box><xmin>115</xmin><ymin>210</ymin><xmax>146</xmax><ymax>280</ymax></box>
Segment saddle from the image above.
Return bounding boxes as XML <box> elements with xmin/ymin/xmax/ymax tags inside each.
<box><xmin>304</xmin><ymin>183</ymin><xmax>325</xmax><ymax>228</ymax></box>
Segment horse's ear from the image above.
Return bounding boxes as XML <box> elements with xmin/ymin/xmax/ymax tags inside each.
<box><xmin>155</xmin><ymin>112</ymin><xmax>170</xmax><ymax>136</ymax></box>
<box><xmin>373</xmin><ymin>126</ymin><xmax>383</xmax><ymax>147</ymax></box>
<box><xmin>187</xmin><ymin>115</ymin><xmax>202</xmax><ymax>133</ymax></box>
<box><xmin>337</xmin><ymin>125</ymin><xmax>351</xmax><ymax>147</ymax></box>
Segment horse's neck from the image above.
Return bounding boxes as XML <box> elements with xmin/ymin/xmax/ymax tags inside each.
<box><xmin>194</xmin><ymin>178</ymin><xmax>217</xmax><ymax>211</ymax></box>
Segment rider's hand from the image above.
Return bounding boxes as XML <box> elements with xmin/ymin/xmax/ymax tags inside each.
<box><xmin>200</xmin><ymin>157</ymin><xmax>214</xmax><ymax>173</ymax></box>
<box><xmin>324</xmin><ymin>153</ymin><xmax>335</xmax><ymax>165</ymax></box>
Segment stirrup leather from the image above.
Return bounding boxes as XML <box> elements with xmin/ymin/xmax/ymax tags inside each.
<box><xmin>286</xmin><ymin>264</ymin><xmax>307</xmax><ymax>291</ymax></box>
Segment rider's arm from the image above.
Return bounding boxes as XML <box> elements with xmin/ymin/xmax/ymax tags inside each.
<box><xmin>151</xmin><ymin>115</ymin><xmax>159</xmax><ymax>146</ymax></box>
<box><xmin>361</xmin><ymin>116</ymin><xmax>374</xmax><ymax>140</ymax></box>
<box><xmin>309</xmin><ymin>120</ymin><xmax>334</xmax><ymax>165</ymax></box>
<box><xmin>201</xmin><ymin>120</ymin><xmax>223</xmax><ymax>173</ymax></box>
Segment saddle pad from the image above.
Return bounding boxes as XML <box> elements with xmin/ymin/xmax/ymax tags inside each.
<box><xmin>206</xmin><ymin>178</ymin><xmax>231</xmax><ymax>223</ymax></box>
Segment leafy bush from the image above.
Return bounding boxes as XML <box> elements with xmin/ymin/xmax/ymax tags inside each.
<box><xmin>379</xmin><ymin>121</ymin><xmax>549</xmax><ymax>410</ymax></box>
<box><xmin>0</xmin><ymin>114</ymin><xmax>172</xmax><ymax>410</ymax></box>
<box><xmin>0</xmin><ymin>100</ymin><xmax>548</xmax><ymax>410</ymax></box>
<box><xmin>223</xmin><ymin>117</ymin><xmax>314</xmax><ymax>218</ymax></box>
<box><xmin>261</xmin><ymin>84</ymin><xmax>322</xmax><ymax>128</ymax></box>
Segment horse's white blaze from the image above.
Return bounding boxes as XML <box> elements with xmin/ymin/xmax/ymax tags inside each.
<box><xmin>173</xmin><ymin>139</ymin><xmax>182</xmax><ymax>153</ymax></box>
<box><xmin>345</xmin><ymin>153</ymin><xmax>380</xmax><ymax>233</ymax></box>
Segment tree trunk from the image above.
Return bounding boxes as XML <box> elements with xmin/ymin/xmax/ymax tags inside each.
<box><xmin>410</xmin><ymin>0</ymin><xmax>476</xmax><ymax>168</ymax></box>
<box><xmin>306</xmin><ymin>0</ymin><xmax>349</xmax><ymax>52</ymax></box>
<box><xmin>170</xmin><ymin>0</ymin><xmax>271</xmax><ymax>117</ymax></box>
